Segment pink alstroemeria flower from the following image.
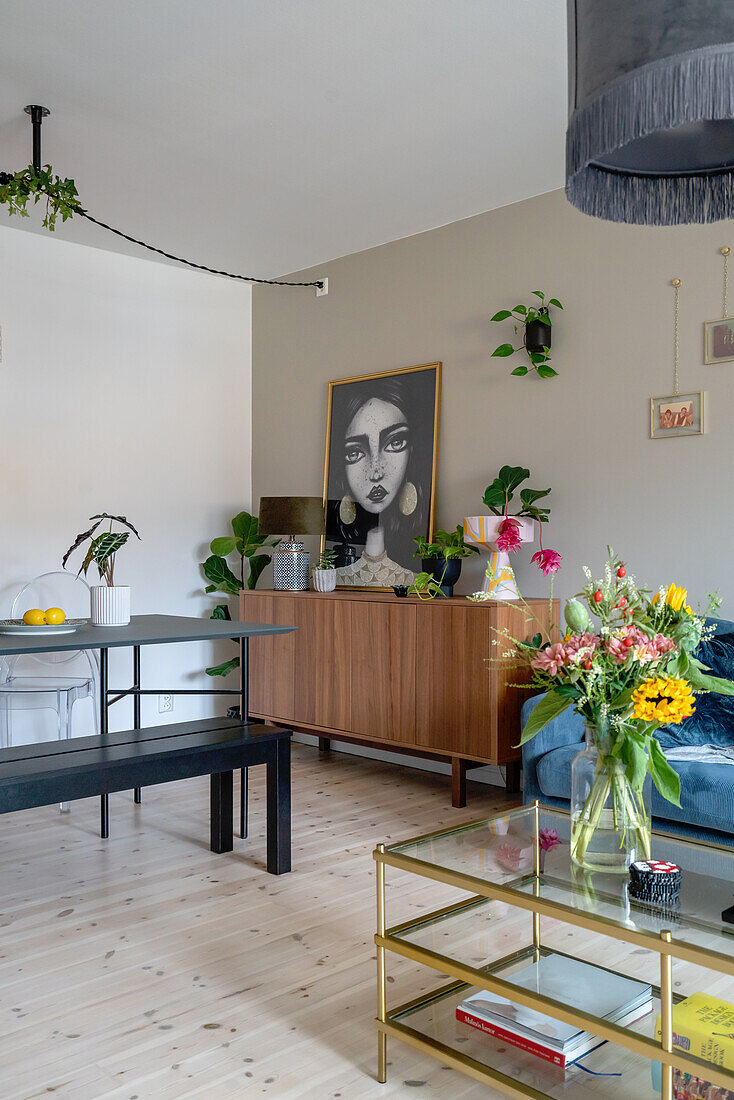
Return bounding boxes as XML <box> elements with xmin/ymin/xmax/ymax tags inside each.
<box><xmin>496</xmin><ymin>517</ymin><xmax>522</xmax><ymax>553</ymax></box>
<box><xmin>531</xmin><ymin>548</ymin><xmax>562</xmax><ymax>575</ymax></box>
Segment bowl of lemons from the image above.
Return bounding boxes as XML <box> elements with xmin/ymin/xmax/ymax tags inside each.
<box><xmin>0</xmin><ymin>609</ymin><xmax>85</xmax><ymax>635</ymax></box>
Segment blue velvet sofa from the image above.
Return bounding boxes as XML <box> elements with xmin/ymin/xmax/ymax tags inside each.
<box><xmin>521</xmin><ymin>618</ymin><xmax>734</xmax><ymax>845</ymax></box>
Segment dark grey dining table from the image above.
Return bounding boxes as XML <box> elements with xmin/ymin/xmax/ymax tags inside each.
<box><xmin>0</xmin><ymin>613</ymin><xmax>294</xmax><ymax>837</ymax></box>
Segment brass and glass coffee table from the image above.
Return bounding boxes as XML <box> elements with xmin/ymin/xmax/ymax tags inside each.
<box><xmin>374</xmin><ymin>803</ymin><xmax>734</xmax><ymax>1099</ymax></box>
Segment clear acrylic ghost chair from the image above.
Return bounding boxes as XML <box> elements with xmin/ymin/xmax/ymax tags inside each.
<box><xmin>0</xmin><ymin>571</ymin><xmax>99</xmax><ymax>811</ymax></box>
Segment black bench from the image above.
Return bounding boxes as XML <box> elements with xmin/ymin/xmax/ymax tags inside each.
<box><xmin>0</xmin><ymin>717</ymin><xmax>292</xmax><ymax>875</ymax></box>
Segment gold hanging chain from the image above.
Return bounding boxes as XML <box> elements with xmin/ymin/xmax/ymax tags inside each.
<box><xmin>672</xmin><ymin>278</ymin><xmax>681</xmax><ymax>396</ymax></box>
<box><xmin>723</xmin><ymin>246</ymin><xmax>731</xmax><ymax>318</ymax></box>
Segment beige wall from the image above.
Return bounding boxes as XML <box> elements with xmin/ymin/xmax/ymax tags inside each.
<box><xmin>253</xmin><ymin>188</ymin><xmax>734</xmax><ymax>614</ymax></box>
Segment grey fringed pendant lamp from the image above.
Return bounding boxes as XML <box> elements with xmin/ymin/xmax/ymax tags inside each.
<box><xmin>566</xmin><ymin>1</ymin><xmax>734</xmax><ymax>225</ymax></box>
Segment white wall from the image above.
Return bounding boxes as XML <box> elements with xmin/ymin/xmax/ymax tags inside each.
<box><xmin>0</xmin><ymin>224</ymin><xmax>252</xmax><ymax>740</ymax></box>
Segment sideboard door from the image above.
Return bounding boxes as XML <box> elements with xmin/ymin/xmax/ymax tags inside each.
<box><xmin>349</xmin><ymin>600</ymin><xmax>416</xmax><ymax>744</ymax></box>
<box><xmin>415</xmin><ymin>604</ymin><xmax>495</xmax><ymax>759</ymax></box>
<box><xmin>245</xmin><ymin>593</ymin><xmax>297</xmax><ymax>721</ymax></box>
<box><xmin>245</xmin><ymin>592</ymin><xmax>351</xmax><ymax>731</ymax></box>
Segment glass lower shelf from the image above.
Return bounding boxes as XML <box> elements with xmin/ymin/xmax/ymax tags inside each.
<box><xmin>388</xmin><ymin>981</ymin><xmax>660</xmax><ymax>1099</ymax></box>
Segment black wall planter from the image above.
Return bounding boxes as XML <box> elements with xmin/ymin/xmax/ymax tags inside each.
<box><xmin>421</xmin><ymin>557</ymin><xmax>462</xmax><ymax>597</ymax></box>
<box><xmin>525</xmin><ymin>311</ymin><xmax>552</xmax><ymax>354</ymax></box>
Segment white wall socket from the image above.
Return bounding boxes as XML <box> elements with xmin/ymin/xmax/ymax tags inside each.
<box><xmin>315</xmin><ymin>277</ymin><xmax>328</xmax><ymax>297</ymax></box>
<box><xmin>158</xmin><ymin>693</ymin><xmax>173</xmax><ymax>713</ymax></box>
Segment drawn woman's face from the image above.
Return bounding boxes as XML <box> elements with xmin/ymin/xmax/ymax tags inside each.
<box><xmin>344</xmin><ymin>397</ymin><xmax>410</xmax><ymax>515</ymax></box>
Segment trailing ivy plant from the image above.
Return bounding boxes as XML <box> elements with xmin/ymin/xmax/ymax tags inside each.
<box><xmin>408</xmin><ymin>568</ymin><xmax>448</xmax><ymax>600</ymax></box>
<box><xmin>413</xmin><ymin>526</ymin><xmax>479</xmax><ymax>561</ymax></box>
<box><xmin>0</xmin><ymin>164</ymin><xmax>81</xmax><ymax>230</ymax></box>
<box><xmin>490</xmin><ymin>290</ymin><xmax>563</xmax><ymax>378</ymax></box>
<box><xmin>200</xmin><ymin>511</ymin><xmax>278</xmax><ymax>677</ymax></box>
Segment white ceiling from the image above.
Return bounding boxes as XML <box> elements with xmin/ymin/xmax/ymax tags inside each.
<box><xmin>0</xmin><ymin>1</ymin><xmax>567</xmax><ymax>279</ymax></box>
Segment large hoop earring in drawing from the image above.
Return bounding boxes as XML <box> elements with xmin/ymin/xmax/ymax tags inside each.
<box><xmin>339</xmin><ymin>494</ymin><xmax>356</xmax><ymax>524</ymax></box>
<box><xmin>399</xmin><ymin>481</ymin><xmax>417</xmax><ymax>516</ymax></box>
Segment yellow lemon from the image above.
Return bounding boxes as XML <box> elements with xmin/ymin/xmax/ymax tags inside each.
<box><xmin>23</xmin><ymin>608</ymin><xmax>46</xmax><ymax>626</ymax></box>
<box><xmin>45</xmin><ymin>607</ymin><xmax>66</xmax><ymax>625</ymax></box>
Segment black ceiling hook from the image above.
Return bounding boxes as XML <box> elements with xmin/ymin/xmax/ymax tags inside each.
<box><xmin>24</xmin><ymin>104</ymin><xmax>50</xmax><ymax>174</ymax></box>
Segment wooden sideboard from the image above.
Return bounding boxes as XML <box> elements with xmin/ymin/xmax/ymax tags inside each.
<box><xmin>240</xmin><ymin>589</ymin><xmax>557</xmax><ymax>806</ymax></box>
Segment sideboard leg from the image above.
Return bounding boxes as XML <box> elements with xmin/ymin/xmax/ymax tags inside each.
<box><xmin>318</xmin><ymin>737</ymin><xmax>331</xmax><ymax>753</ymax></box>
<box><xmin>451</xmin><ymin>758</ymin><xmax>468</xmax><ymax>808</ymax></box>
<box><xmin>505</xmin><ymin>760</ymin><xmax>522</xmax><ymax>794</ymax></box>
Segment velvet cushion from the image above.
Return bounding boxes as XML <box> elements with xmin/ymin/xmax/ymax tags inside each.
<box><xmin>656</xmin><ymin>629</ymin><xmax>734</xmax><ymax>749</ymax></box>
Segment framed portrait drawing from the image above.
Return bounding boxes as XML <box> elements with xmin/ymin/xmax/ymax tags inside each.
<box><xmin>322</xmin><ymin>362</ymin><xmax>441</xmax><ymax>589</ymax></box>
<box><xmin>650</xmin><ymin>392</ymin><xmax>704</xmax><ymax>439</ymax></box>
<box><xmin>704</xmin><ymin>318</ymin><xmax>734</xmax><ymax>363</ymax></box>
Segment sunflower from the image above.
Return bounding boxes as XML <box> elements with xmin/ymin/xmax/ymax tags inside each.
<box><xmin>631</xmin><ymin>677</ymin><xmax>695</xmax><ymax>724</ymax></box>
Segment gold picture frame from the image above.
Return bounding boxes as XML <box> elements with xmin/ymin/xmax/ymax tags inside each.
<box><xmin>322</xmin><ymin>362</ymin><xmax>441</xmax><ymax>590</ymax></box>
<box><xmin>650</xmin><ymin>391</ymin><xmax>704</xmax><ymax>439</ymax></box>
<box><xmin>704</xmin><ymin>317</ymin><xmax>734</xmax><ymax>363</ymax></box>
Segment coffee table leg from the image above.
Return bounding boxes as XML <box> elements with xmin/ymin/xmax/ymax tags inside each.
<box><xmin>210</xmin><ymin>771</ymin><xmax>234</xmax><ymax>853</ymax></box>
<box><xmin>266</xmin><ymin>739</ymin><xmax>291</xmax><ymax>875</ymax></box>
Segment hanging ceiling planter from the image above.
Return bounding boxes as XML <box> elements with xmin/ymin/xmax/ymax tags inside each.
<box><xmin>566</xmin><ymin>1</ymin><xmax>734</xmax><ymax>225</ymax></box>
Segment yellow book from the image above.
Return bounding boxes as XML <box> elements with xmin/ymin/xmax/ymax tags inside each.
<box><xmin>655</xmin><ymin>993</ymin><xmax>734</xmax><ymax>1069</ymax></box>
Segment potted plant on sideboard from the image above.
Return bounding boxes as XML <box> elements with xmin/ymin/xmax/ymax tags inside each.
<box><xmin>311</xmin><ymin>548</ymin><xmax>337</xmax><ymax>592</ymax></box>
<box><xmin>413</xmin><ymin>526</ymin><xmax>479</xmax><ymax>597</ymax></box>
<box><xmin>62</xmin><ymin>512</ymin><xmax>141</xmax><ymax>626</ymax></box>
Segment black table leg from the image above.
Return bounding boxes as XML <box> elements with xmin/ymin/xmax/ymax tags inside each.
<box><xmin>239</xmin><ymin>637</ymin><xmax>249</xmax><ymax>839</ymax></box>
<box><xmin>210</xmin><ymin>771</ymin><xmax>233</xmax><ymax>853</ymax></box>
<box><xmin>100</xmin><ymin>648</ymin><xmax>109</xmax><ymax>839</ymax></box>
<box><xmin>133</xmin><ymin>645</ymin><xmax>142</xmax><ymax>804</ymax></box>
<box><xmin>240</xmin><ymin>767</ymin><xmax>248</xmax><ymax>839</ymax></box>
<box><xmin>266</xmin><ymin>738</ymin><xmax>291</xmax><ymax>875</ymax></box>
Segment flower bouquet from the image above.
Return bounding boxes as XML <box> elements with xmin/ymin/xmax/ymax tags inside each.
<box><xmin>506</xmin><ymin>552</ymin><xmax>734</xmax><ymax>872</ymax></box>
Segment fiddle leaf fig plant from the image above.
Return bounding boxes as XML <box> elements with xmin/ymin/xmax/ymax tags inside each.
<box><xmin>201</xmin><ymin>510</ymin><xmax>279</xmax><ymax>678</ymax></box>
<box><xmin>203</xmin><ymin>511</ymin><xmax>279</xmax><ymax>596</ymax></box>
<box><xmin>491</xmin><ymin>290</ymin><xmax>563</xmax><ymax>378</ymax></box>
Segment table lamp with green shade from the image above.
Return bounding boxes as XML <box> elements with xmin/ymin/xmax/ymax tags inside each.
<box><xmin>258</xmin><ymin>496</ymin><xmax>325</xmax><ymax>591</ymax></box>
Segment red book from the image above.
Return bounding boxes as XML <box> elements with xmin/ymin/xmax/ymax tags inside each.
<box><xmin>456</xmin><ymin>1006</ymin><xmax>573</xmax><ymax>1067</ymax></box>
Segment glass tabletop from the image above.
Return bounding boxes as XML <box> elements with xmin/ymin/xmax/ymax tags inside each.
<box><xmin>388</xmin><ymin>805</ymin><xmax>734</xmax><ymax>963</ymax></box>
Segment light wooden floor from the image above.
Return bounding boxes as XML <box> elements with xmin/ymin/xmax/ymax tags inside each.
<box><xmin>0</xmin><ymin>743</ymin><xmax>522</xmax><ymax>1100</ymax></box>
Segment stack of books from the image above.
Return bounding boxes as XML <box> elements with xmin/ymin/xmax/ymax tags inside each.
<box><xmin>456</xmin><ymin>954</ymin><xmax>653</xmax><ymax>1069</ymax></box>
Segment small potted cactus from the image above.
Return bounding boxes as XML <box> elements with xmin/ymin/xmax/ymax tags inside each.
<box><xmin>311</xmin><ymin>548</ymin><xmax>337</xmax><ymax>593</ymax></box>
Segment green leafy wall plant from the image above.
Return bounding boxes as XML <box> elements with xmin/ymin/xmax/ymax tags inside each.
<box><xmin>0</xmin><ymin>164</ymin><xmax>81</xmax><ymax>230</ymax></box>
<box><xmin>490</xmin><ymin>290</ymin><xmax>563</xmax><ymax>378</ymax></box>
<box><xmin>201</xmin><ymin>510</ymin><xmax>278</xmax><ymax>677</ymax></box>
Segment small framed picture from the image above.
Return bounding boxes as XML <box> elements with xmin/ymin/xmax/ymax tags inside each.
<box><xmin>650</xmin><ymin>392</ymin><xmax>704</xmax><ymax>439</ymax></box>
<box><xmin>704</xmin><ymin>318</ymin><xmax>734</xmax><ymax>363</ymax></box>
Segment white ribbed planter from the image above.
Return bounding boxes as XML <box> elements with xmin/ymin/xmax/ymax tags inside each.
<box><xmin>311</xmin><ymin>568</ymin><xmax>337</xmax><ymax>593</ymax></box>
<box><xmin>90</xmin><ymin>585</ymin><xmax>131</xmax><ymax>626</ymax></box>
